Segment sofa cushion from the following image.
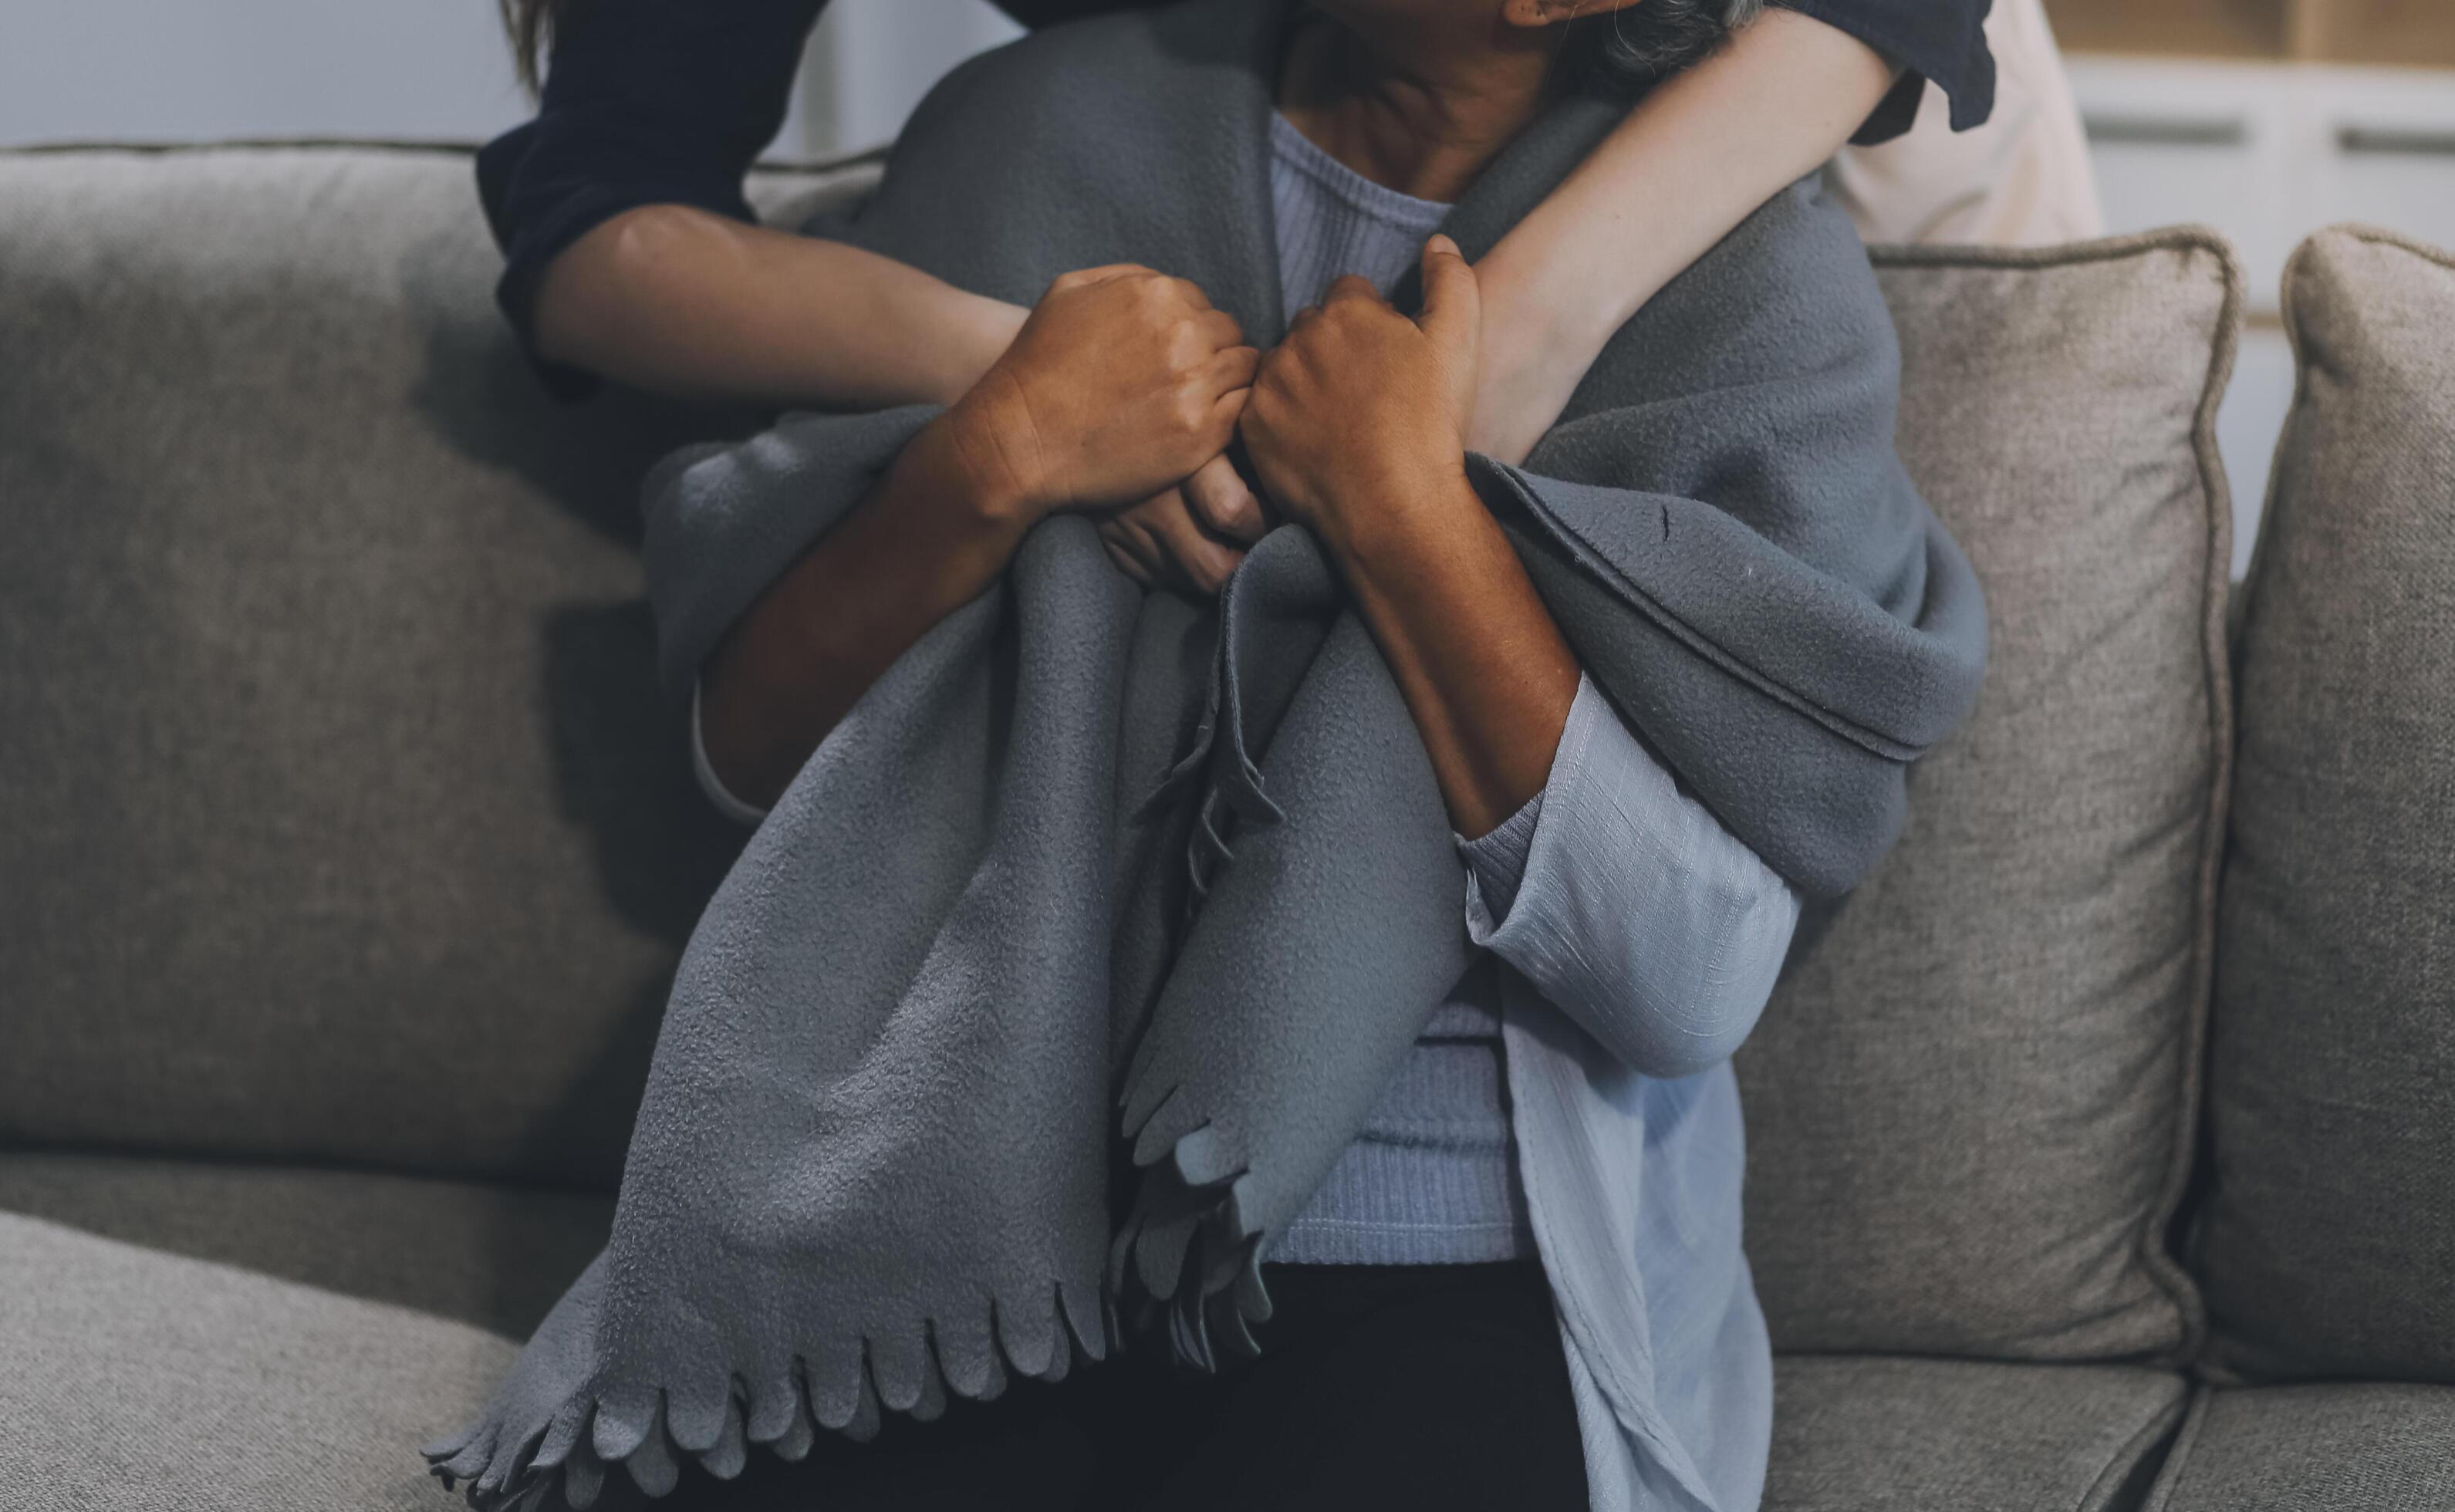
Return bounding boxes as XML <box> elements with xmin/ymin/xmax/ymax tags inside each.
<box><xmin>1734</xmin><ymin>231</ymin><xmax>2238</xmax><ymax>1362</ymax></box>
<box><xmin>2142</xmin><ymin>1383</ymin><xmax>2455</xmax><ymax>1512</ymax></box>
<box><xmin>2196</xmin><ymin>227</ymin><xmax>2455</xmax><ymax>1385</ymax></box>
<box><xmin>0</xmin><ymin>1151</ymin><xmax>610</xmax><ymax>1339</ymax></box>
<box><xmin>0</xmin><ymin>1213</ymin><xmax>515</xmax><ymax>1512</ymax></box>
<box><xmin>0</xmin><ymin>146</ymin><xmax>896</xmax><ymax>1189</ymax></box>
<box><xmin>1764</xmin><ymin>1355</ymin><xmax>2189</xmax><ymax>1512</ymax></box>
<box><xmin>1</xmin><ymin>144</ymin><xmax>2235</xmax><ymax>1362</ymax></box>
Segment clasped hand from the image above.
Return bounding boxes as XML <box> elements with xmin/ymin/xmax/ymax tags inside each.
<box><xmin>946</xmin><ymin>237</ymin><xmax>1481</xmax><ymax>597</ymax></box>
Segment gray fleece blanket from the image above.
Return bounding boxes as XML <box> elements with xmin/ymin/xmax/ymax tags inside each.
<box><xmin>424</xmin><ymin>2</ymin><xmax>1987</xmax><ymax>1506</ymax></box>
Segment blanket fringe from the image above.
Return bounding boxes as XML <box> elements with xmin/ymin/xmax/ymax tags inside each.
<box><xmin>435</xmin><ymin>542</ymin><xmax>1310</xmax><ymax>1509</ymax></box>
<box><xmin>421</xmin><ymin>1277</ymin><xmax>1109</xmax><ymax>1509</ymax></box>
<box><xmin>1108</xmin><ymin>1086</ymin><xmax>1278</xmax><ymax>1375</ymax></box>
<box><xmin>1130</xmin><ymin>578</ymin><xmax>1286</xmax><ymax>910</ymax></box>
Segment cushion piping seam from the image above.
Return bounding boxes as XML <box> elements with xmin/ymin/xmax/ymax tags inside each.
<box><xmin>2333</xmin><ymin>221</ymin><xmax>2455</xmax><ymax>275</ymax></box>
<box><xmin>1906</xmin><ymin>226</ymin><xmax>2242</xmax><ymax>1366</ymax></box>
<box><xmin>2136</xmin><ymin>1382</ymin><xmax>2216</xmax><ymax>1512</ymax></box>
<box><xmin>1866</xmin><ymin>224</ymin><xmax>2236</xmax><ymax>275</ymax></box>
<box><xmin>2077</xmin><ymin>1385</ymin><xmax>2193</xmax><ymax>1512</ymax></box>
<box><xmin>2138</xmin><ymin>231</ymin><xmax>2244</xmax><ymax>1372</ymax></box>
<box><xmin>2232</xmin><ymin>224</ymin><xmax>2452</xmax><ymax>613</ymax></box>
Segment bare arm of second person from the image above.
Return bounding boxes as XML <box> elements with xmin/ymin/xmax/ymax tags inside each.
<box><xmin>694</xmin><ymin>268</ymin><xmax>1255</xmax><ymax>808</ymax></box>
<box><xmin>529</xmin><ymin>9</ymin><xmax>1896</xmax><ymax>559</ymax></box>
<box><xmin>532</xmin><ymin>204</ymin><xmax>1027</xmax><ymax>411</ymax></box>
<box><xmin>1467</xmin><ymin>8</ymin><xmax>1897</xmax><ymax>462</ymax></box>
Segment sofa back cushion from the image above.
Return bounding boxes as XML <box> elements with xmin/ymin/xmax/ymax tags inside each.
<box><xmin>1734</xmin><ymin>231</ymin><xmax>2239</xmax><ymax>1362</ymax></box>
<box><xmin>2196</xmin><ymin>227</ymin><xmax>2455</xmax><ymax>1385</ymax></box>
<box><xmin>0</xmin><ymin>147</ymin><xmax>865</xmax><ymax>1189</ymax></box>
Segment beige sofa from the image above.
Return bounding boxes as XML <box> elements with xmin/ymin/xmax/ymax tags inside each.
<box><xmin>2</xmin><ymin>143</ymin><xmax>2449</xmax><ymax>1512</ymax></box>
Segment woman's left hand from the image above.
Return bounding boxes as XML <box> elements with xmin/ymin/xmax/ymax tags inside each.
<box><xmin>1241</xmin><ymin>235</ymin><xmax>1481</xmax><ymax>553</ymax></box>
<box><xmin>1240</xmin><ymin>235</ymin><xmax>1579</xmax><ymax>839</ymax></box>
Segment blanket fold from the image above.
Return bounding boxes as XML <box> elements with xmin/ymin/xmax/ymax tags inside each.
<box><xmin>424</xmin><ymin>2</ymin><xmax>1986</xmax><ymax>1507</ymax></box>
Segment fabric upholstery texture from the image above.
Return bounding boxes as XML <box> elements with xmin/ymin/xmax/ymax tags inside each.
<box><xmin>0</xmin><ymin>148</ymin><xmax>919</xmax><ymax>1189</ymax></box>
<box><xmin>2196</xmin><ymin>227</ymin><xmax>2455</xmax><ymax>1387</ymax></box>
<box><xmin>0</xmin><ymin>1152</ymin><xmax>610</xmax><ymax>1339</ymax></box>
<box><xmin>1734</xmin><ymin>231</ymin><xmax>2239</xmax><ymax>1362</ymax></box>
<box><xmin>2143</xmin><ymin>1384</ymin><xmax>2455</xmax><ymax>1511</ymax></box>
<box><xmin>0</xmin><ymin>1213</ymin><xmax>517</xmax><ymax>1512</ymax></box>
<box><xmin>1761</xmin><ymin>1355</ymin><xmax>2189</xmax><ymax>1512</ymax></box>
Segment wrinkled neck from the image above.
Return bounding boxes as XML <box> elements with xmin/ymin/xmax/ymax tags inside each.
<box><xmin>1273</xmin><ymin>12</ymin><xmax>1558</xmax><ymax>204</ymax></box>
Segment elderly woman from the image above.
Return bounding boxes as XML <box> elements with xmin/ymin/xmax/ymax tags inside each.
<box><xmin>427</xmin><ymin>2</ymin><xmax>1987</xmax><ymax>1510</ymax></box>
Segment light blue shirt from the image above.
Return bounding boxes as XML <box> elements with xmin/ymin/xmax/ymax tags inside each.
<box><xmin>1474</xmin><ymin>673</ymin><xmax>1798</xmax><ymax>1512</ymax></box>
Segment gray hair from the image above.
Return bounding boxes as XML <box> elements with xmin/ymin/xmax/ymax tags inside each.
<box><xmin>1572</xmin><ymin>0</ymin><xmax>1767</xmax><ymax>93</ymax></box>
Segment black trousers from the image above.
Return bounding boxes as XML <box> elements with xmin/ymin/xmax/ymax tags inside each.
<box><xmin>585</xmin><ymin>1260</ymin><xmax>1589</xmax><ymax>1511</ymax></box>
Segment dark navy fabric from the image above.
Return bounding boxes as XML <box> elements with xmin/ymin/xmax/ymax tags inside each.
<box><xmin>527</xmin><ymin>1261</ymin><xmax>1590</xmax><ymax>1511</ymax></box>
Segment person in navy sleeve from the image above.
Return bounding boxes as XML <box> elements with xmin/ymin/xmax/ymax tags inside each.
<box><xmin>461</xmin><ymin>2</ymin><xmax>2028</xmax><ymax>1507</ymax></box>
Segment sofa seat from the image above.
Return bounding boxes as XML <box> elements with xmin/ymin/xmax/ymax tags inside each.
<box><xmin>2</xmin><ymin>1169</ymin><xmax>2200</xmax><ymax>1512</ymax></box>
<box><xmin>0</xmin><ymin>1213</ymin><xmax>518</xmax><ymax>1512</ymax></box>
<box><xmin>2143</xmin><ymin>1383</ymin><xmax>2455</xmax><ymax>1511</ymax></box>
<box><xmin>1763</xmin><ymin>1355</ymin><xmax>2190</xmax><ymax>1512</ymax></box>
<box><xmin>0</xmin><ymin>1152</ymin><xmax>610</xmax><ymax>1339</ymax></box>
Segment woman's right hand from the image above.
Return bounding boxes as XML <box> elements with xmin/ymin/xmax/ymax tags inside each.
<box><xmin>947</xmin><ymin>265</ymin><xmax>1258</xmax><ymax>521</ymax></box>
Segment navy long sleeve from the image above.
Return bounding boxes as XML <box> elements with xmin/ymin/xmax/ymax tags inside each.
<box><xmin>479</xmin><ymin>0</ymin><xmax>1995</xmax><ymax>399</ymax></box>
<box><xmin>474</xmin><ymin>0</ymin><xmax>822</xmax><ymax>400</ymax></box>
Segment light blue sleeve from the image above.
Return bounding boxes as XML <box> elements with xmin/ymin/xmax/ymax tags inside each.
<box><xmin>1454</xmin><ymin>670</ymin><xmax>1802</xmax><ymax>1080</ymax></box>
<box><xmin>691</xmin><ymin>673</ymin><xmax>772</xmax><ymax>828</ymax></box>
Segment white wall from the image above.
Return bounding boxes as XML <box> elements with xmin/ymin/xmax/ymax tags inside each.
<box><xmin>0</xmin><ymin>0</ymin><xmax>535</xmax><ymax>146</ymax></box>
<box><xmin>2071</xmin><ymin>55</ymin><xmax>2455</xmax><ymax>574</ymax></box>
<box><xmin>799</xmin><ymin>0</ymin><xmax>1022</xmax><ymax>157</ymax></box>
<box><xmin>0</xmin><ymin>0</ymin><xmax>1003</xmax><ymax>157</ymax></box>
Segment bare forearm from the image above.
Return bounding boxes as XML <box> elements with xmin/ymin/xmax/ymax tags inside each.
<box><xmin>697</xmin><ymin>411</ymin><xmax>1031</xmax><ymax>808</ymax></box>
<box><xmin>533</xmin><ymin>204</ymin><xmax>1026</xmax><ymax>410</ymax></box>
<box><xmin>1317</xmin><ymin>470</ymin><xmax>1581</xmax><ymax>839</ymax></box>
<box><xmin>697</xmin><ymin>263</ymin><xmax>1255</xmax><ymax>808</ymax></box>
<box><xmin>1469</xmin><ymin>9</ymin><xmax>1898</xmax><ymax>461</ymax></box>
